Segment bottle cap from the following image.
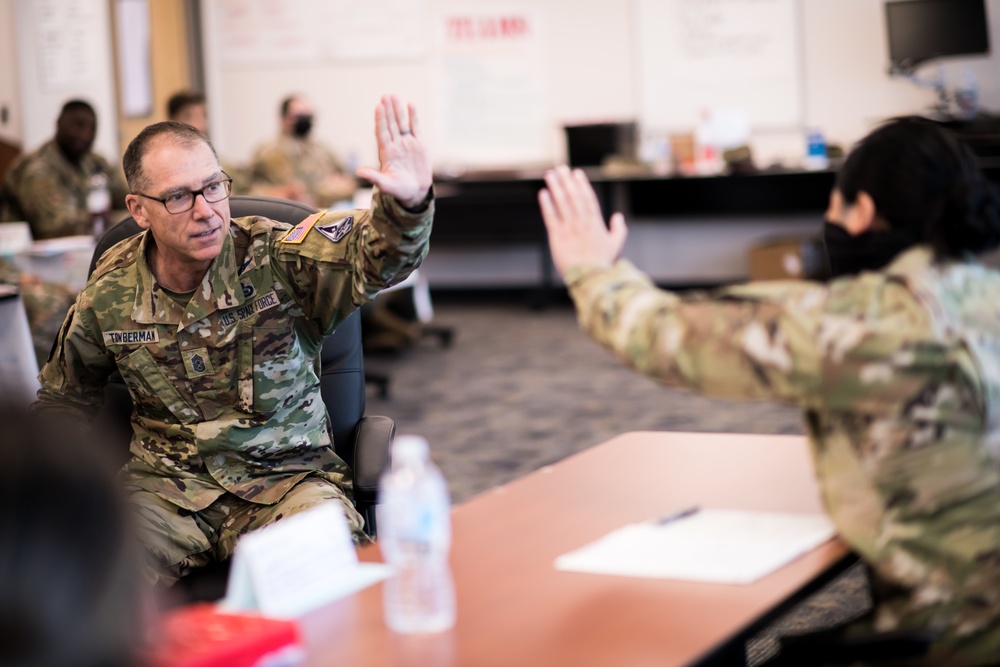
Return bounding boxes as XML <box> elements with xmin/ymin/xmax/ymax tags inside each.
<box><xmin>393</xmin><ymin>434</ymin><xmax>429</xmax><ymax>462</ymax></box>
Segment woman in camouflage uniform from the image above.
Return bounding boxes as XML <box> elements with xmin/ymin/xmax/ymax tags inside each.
<box><xmin>539</xmin><ymin>118</ymin><xmax>1000</xmax><ymax>666</ymax></box>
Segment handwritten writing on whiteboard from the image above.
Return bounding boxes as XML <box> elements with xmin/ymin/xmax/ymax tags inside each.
<box><xmin>636</xmin><ymin>0</ymin><xmax>802</xmax><ymax>130</ymax></box>
<box><xmin>34</xmin><ymin>0</ymin><xmax>102</xmax><ymax>91</ymax></box>
<box><xmin>431</xmin><ymin>5</ymin><xmax>549</xmax><ymax>168</ymax></box>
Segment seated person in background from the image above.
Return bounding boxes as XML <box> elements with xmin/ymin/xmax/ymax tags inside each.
<box><xmin>33</xmin><ymin>95</ymin><xmax>434</xmax><ymax>587</ymax></box>
<box><xmin>0</xmin><ymin>263</ymin><xmax>75</xmax><ymax>364</ymax></box>
<box><xmin>0</xmin><ymin>406</ymin><xmax>144</xmax><ymax>667</ymax></box>
<box><xmin>167</xmin><ymin>90</ymin><xmax>252</xmax><ymax>195</ymax></box>
<box><xmin>166</xmin><ymin>90</ymin><xmax>209</xmax><ymax>135</ymax></box>
<box><xmin>2</xmin><ymin>99</ymin><xmax>127</xmax><ymax>239</ymax></box>
<box><xmin>539</xmin><ymin>118</ymin><xmax>1000</xmax><ymax>666</ymax></box>
<box><xmin>250</xmin><ymin>94</ymin><xmax>358</xmax><ymax>208</ymax></box>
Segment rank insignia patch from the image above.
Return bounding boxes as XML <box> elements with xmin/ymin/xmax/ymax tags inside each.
<box><xmin>281</xmin><ymin>210</ymin><xmax>325</xmax><ymax>244</ymax></box>
<box><xmin>183</xmin><ymin>348</ymin><xmax>214</xmax><ymax>378</ymax></box>
<box><xmin>315</xmin><ymin>215</ymin><xmax>354</xmax><ymax>243</ymax></box>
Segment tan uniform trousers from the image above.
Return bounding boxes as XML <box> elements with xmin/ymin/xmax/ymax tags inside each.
<box><xmin>127</xmin><ymin>475</ymin><xmax>368</xmax><ymax>587</ymax></box>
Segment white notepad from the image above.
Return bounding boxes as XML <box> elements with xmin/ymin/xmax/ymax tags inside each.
<box><xmin>554</xmin><ymin>509</ymin><xmax>836</xmax><ymax>585</ymax></box>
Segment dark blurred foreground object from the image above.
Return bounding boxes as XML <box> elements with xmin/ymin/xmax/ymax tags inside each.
<box><xmin>145</xmin><ymin>603</ymin><xmax>301</xmax><ymax>667</ymax></box>
<box><xmin>0</xmin><ymin>407</ymin><xmax>144</xmax><ymax>667</ymax></box>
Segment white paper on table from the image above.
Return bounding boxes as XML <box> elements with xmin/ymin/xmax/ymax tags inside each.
<box><xmin>222</xmin><ymin>503</ymin><xmax>390</xmax><ymax>619</ymax></box>
<box><xmin>554</xmin><ymin>509</ymin><xmax>836</xmax><ymax>585</ymax></box>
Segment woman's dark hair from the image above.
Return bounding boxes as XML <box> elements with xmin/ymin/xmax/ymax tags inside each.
<box><xmin>836</xmin><ymin>116</ymin><xmax>1000</xmax><ymax>259</ymax></box>
<box><xmin>0</xmin><ymin>408</ymin><xmax>143</xmax><ymax>667</ymax></box>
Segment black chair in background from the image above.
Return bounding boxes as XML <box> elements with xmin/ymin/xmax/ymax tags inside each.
<box><xmin>88</xmin><ymin>195</ymin><xmax>393</xmax><ymax>540</ymax></box>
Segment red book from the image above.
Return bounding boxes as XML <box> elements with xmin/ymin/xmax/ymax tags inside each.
<box><xmin>147</xmin><ymin>604</ymin><xmax>302</xmax><ymax>667</ymax></box>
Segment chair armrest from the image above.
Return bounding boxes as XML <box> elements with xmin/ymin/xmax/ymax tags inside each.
<box><xmin>351</xmin><ymin>415</ymin><xmax>394</xmax><ymax>504</ymax></box>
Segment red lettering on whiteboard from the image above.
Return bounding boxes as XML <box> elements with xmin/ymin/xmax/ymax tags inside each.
<box><xmin>447</xmin><ymin>17</ymin><xmax>475</xmax><ymax>40</ymax></box>
<box><xmin>446</xmin><ymin>15</ymin><xmax>529</xmax><ymax>41</ymax></box>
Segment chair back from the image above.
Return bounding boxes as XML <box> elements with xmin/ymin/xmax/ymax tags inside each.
<box><xmin>89</xmin><ymin>196</ymin><xmax>366</xmax><ymax>469</ymax></box>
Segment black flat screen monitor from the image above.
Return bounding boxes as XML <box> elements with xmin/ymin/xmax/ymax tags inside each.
<box><xmin>563</xmin><ymin>122</ymin><xmax>637</xmax><ymax>168</ymax></box>
<box><xmin>886</xmin><ymin>0</ymin><xmax>990</xmax><ymax>72</ymax></box>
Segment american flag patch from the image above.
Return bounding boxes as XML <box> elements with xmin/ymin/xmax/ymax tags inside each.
<box><xmin>281</xmin><ymin>210</ymin><xmax>325</xmax><ymax>244</ymax></box>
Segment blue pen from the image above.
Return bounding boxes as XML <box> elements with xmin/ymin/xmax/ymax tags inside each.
<box><xmin>655</xmin><ymin>505</ymin><xmax>700</xmax><ymax>525</ymax></box>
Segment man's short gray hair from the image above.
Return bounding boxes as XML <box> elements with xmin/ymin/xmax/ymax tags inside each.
<box><xmin>122</xmin><ymin>121</ymin><xmax>218</xmax><ymax>194</ymax></box>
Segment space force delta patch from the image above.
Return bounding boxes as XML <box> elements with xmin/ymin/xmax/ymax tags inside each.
<box><xmin>316</xmin><ymin>215</ymin><xmax>354</xmax><ymax>243</ymax></box>
<box><xmin>103</xmin><ymin>329</ymin><xmax>159</xmax><ymax>345</ymax></box>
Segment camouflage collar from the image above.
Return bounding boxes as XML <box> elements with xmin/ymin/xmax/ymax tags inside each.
<box><xmin>132</xmin><ymin>226</ymin><xmax>247</xmax><ymax>330</ymax></box>
<box><xmin>884</xmin><ymin>245</ymin><xmax>982</xmax><ymax>280</ymax></box>
<box><xmin>883</xmin><ymin>245</ymin><xmax>936</xmax><ymax>278</ymax></box>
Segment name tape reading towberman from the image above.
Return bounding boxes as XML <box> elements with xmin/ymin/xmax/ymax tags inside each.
<box><xmin>103</xmin><ymin>329</ymin><xmax>160</xmax><ymax>345</ymax></box>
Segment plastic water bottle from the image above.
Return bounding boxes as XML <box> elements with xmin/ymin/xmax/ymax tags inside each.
<box><xmin>378</xmin><ymin>435</ymin><xmax>456</xmax><ymax>634</ymax></box>
<box><xmin>804</xmin><ymin>130</ymin><xmax>829</xmax><ymax>171</ymax></box>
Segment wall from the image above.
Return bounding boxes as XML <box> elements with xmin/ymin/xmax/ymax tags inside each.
<box><xmin>0</xmin><ymin>0</ymin><xmax>22</xmax><ymax>147</ymax></box>
<box><xmin>203</xmin><ymin>0</ymin><xmax>1000</xmax><ymax>170</ymax></box>
<box><xmin>112</xmin><ymin>0</ymin><xmax>196</xmax><ymax>154</ymax></box>
<box><xmin>13</xmin><ymin>0</ymin><xmax>120</xmax><ymax>161</ymax></box>
<box><xmin>201</xmin><ymin>0</ymin><xmax>636</xmax><ymax>168</ymax></box>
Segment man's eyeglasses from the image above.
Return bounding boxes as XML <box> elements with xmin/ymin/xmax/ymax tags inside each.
<box><xmin>135</xmin><ymin>174</ymin><xmax>233</xmax><ymax>214</ymax></box>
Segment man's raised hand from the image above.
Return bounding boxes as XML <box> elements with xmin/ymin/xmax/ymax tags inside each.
<box><xmin>356</xmin><ymin>95</ymin><xmax>432</xmax><ymax>209</ymax></box>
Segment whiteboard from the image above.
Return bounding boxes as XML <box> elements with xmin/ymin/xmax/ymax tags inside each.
<box><xmin>214</xmin><ymin>0</ymin><xmax>427</xmax><ymax>65</ymax></box>
<box><xmin>430</xmin><ymin>4</ymin><xmax>550</xmax><ymax>168</ymax></box>
<box><xmin>635</xmin><ymin>0</ymin><xmax>803</xmax><ymax>131</ymax></box>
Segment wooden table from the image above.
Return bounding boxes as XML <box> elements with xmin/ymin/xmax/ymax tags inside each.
<box><xmin>300</xmin><ymin>431</ymin><xmax>853</xmax><ymax>667</ymax></box>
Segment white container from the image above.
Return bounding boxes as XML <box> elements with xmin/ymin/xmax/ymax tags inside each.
<box><xmin>378</xmin><ymin>435</ymin><xmax>456</xmax><ymax>634</ymax></box>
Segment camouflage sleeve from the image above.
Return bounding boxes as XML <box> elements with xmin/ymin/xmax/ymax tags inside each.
<box><xmin>221</xmin><ymin>159</ymin><xmax>253</xmax><ymax>196</ymax></box>
<box><xmin>273</xmin><ymin>187</ymin><xmax>433</xmax><ymax>336</ymax></box>
<box><xmin>565</xmin><ymin>260</ymin><xmax>829</xmax><ymax>402</ymax></box>
<box><xmin>17</xmin><ymin>168</ymin><xmax>90</xmax><ymax>239</ymax></box>
<box><xmin>310</xmin><ymin>146</ymin><xmax>355</xmax><ymax>208</ymax></box>
<box><xmin>32</xmin><ymin>294</ymin><xmax>114</xmax><ymax>421</ymax></box>
<box><xmin>250</xmin><ymin>144</ymin><xmax>293</xmax><ymax>189</ymax></box>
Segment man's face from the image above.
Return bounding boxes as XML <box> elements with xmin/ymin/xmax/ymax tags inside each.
<box><xmin>174</xmin><ymin>103</ymin><xmax>209</xmax><ymax>135</ymax></box>
<box><xmin>55</xmin><ymin>108</ymin><xmax>97</xmax><ymax>163</ymax></box>
<box><xmin>127</xmin><ymin>137</ymin><xmax>231</xmax><ymax>279</ymax></box>
<box><xmin>282</xmin><ymin>97</ymin><xmax>314</xmax><ymax>136</ymax></box>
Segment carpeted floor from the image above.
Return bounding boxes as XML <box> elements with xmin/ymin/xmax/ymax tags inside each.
<box><xmin>363</xmin><ymin>297</ymin><xmax>870</xmax><ymax>666</ymax></box>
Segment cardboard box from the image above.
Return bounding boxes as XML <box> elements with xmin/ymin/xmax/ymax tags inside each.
<box><xmin>748</xmin><ymin>236</ymin><xmax>826</xmax><ymax>281</ymax></box>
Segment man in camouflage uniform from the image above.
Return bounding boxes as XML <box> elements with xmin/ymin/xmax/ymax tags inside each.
<box><xmin>0</xmin><ymin>259</ymin><xmax>75</xmax><ymax>363</ymax></box>
<box><xmin>250</xmin><ymin>95</ymin><xmax>357</xmax><ymax>208</ymax></box>
<box><xmin>2</xmin><ymin>99</ymin><xmax>127</xmax><ymax>239</ymax></box>
<box><xmin>33</xmin><ymin>95</ymin><xmax>433</xmax><ymax>586</ymax></box>
<box><xmin>539</xmin><ymin>166</ymin><xmax>1000</xmax><ymax>665</ymax></box>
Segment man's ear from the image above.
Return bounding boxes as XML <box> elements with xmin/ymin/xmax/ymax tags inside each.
<box><xmin>125</xmin><ymin>195</ymin><xmax>150</xmax><ymax>230</ymax></box>
<box><xmin>843</xmin><ymin>191</ymin><xmax>877</xmax><ymax>236</ymax></box>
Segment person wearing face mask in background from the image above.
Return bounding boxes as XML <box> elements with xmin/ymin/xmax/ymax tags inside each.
<box><xmin>539</xmin><ymin>117</ymin><xmax>1000</xmax><ymax>665</ymax></box>
<box><xmin>249</xmin><ymin>95</ymin><xmax>358</xmax><ymax>208</ymax></box>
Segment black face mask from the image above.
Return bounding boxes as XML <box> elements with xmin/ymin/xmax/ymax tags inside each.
<box><xmin>291</xmin><ymin>115</ymin><xmax>313</xmax><ymax>138</ymax></box>
<box><xmin>823</xmin><ymin>221</ymin><xmax>916</xmax><ymax>279</ymax></box>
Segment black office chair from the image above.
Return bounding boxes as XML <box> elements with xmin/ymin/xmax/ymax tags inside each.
<box><xmin>89</xmin><ymin>196</ymin><xmax>392</xmax><ymax>540</ymax></box>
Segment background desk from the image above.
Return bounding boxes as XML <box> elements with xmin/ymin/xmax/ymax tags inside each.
<box><xmin>429</xmin><ymin>171</ymin><xmax>835</xmax><ymax>290</ymax></box>
<box><xmin>300</xmin><ymin>431</ymin><xmax>853</xmax><ymax>667</ymax></box>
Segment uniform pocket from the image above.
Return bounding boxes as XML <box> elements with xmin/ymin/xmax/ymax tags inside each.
<box><xmin>118</xmin><ymin>346</ymin><xmax>200</xmax><ymax>423</ymax></box>
<box><xmin>242</xmin><ymin>324</ymin><xmax>299</xmax><ymax>417</ymax></box>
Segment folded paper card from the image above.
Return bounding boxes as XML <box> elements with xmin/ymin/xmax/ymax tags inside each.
<box><xmin>222</xmin><ymin>503</ymin><xmax>390</xmax><ymax>619</ymax></box>
<box><xmin>554</xmin><ymin>509</ymin><xmax>836</xmax><ymax>584</ymax></box>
